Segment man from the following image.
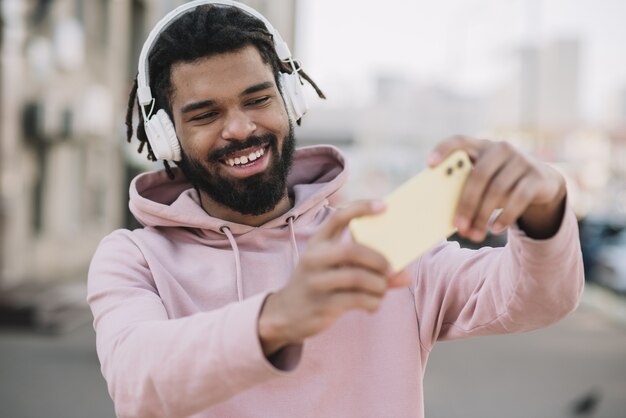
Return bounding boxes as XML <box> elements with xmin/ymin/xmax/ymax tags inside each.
<box><xmin>88</xmin><ymin>2</ymin><xmax>584</xmax><ymax>417</ymax></box>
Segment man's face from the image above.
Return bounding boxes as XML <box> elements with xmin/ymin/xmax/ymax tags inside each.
<box><xmin>169</xmin><ymin>45</ymin><xmax>294</xmax><ymax>215</ymax></box>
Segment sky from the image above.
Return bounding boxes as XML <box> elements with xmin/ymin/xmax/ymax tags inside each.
<box><xmin>295</xmin><ymin>0</ymin><xmax>626</xmax><ymax>124</ymax></box>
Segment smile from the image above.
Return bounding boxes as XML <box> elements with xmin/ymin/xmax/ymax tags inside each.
<box><xmin>222</xmin><ymin>145</ymin><xmax>267</xmax><ymax>167</ymax></box>
<box><xmin>217</xmin><ymin>144</ymin><xmax>272</xmax><ymax>179</ymax></box>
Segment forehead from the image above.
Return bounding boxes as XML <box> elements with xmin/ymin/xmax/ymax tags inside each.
<box><xmin>170</xmin><ymin>45</ymin><xmax>275</xmax><ymax>107</ymax></box>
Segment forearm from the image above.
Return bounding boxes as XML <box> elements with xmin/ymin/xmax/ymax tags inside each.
<box><xmin>416</xmin><ymin>203</ymin><xmax>584</xmax><ymax>348</ymax></box>
<box><xmin>92</xmin><ymin>292</ymin><xmax>280</xmax><ymax>418</ymax></box>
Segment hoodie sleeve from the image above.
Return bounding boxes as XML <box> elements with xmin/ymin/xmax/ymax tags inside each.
<box><xmin>411</xmin><ymin>202</ymin><xmax>584</xmax><ymax>352</ymax></box>
<box><xmin>87</xmin><ymin>230</ymin><xmax>297</xmax><ymax>418</ymax></box>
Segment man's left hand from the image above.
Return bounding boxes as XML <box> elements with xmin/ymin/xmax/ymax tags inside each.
<box><xmin>428</xmin><ymin>136</ymin><xmax>567</xmax><ymax>242</ymax></box>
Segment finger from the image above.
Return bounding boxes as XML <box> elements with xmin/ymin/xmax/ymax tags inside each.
<box><xmin>329</xmin><ymin>291</ymin><xmax>384</xmax><ymax>314</ymax></box>
<box><xmin>388</xmin><ymin>269</ymin><xmax>411</xmax><ymax>288</ymax></box>
<box><xmin>302</xmin><ymin>242</ymin><xmax>392</xmax><ymax>276</ymax></box>
<box><xmin>489</xmin><ymin>174</ymin><xmax>539</xmax><ymax>233</ymax></box>
<box><xmin>455</xmin><ymin>142</ymin><xmax>514</xmax><ymax>236</ymax></box>
<box><xmin>313</xmin><ymin>200</ymin><xmax>386</xmax><ymax>242</ymax></box>
<box><xmin>427</xmin><ymin>135</ymin><xmax>486</xmax><ymax>167</ymax></box>
<box><xmin>467</xmin><ymin>154</ymin><xmax>530</xmax><ymax>241</ymax></box>
<box><xmin>314</xmin><ymin>268</ymin><xmax>388</xmax><ymax>296</ymax></box>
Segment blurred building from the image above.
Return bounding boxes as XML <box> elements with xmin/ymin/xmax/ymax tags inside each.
<box><xmin>488</xmin><ymin>38</ymin><xmax>582</xmax><ymax>136</ymax></box>
<box><xmin>0</xmin><ymin>0</ymin><xmax>295</xmax><ymax>329</ymax></box>
<box><xmin>297</xmin><ymin>74</ymin><xmax>487</xmax><ymax>200</ymax></box>
<box><xmin>1</xmin><ymin>0</ymin><xmax>129</xmax><ymax>292</ymax></box>
<box><xmin>520</xmin><ymin>39</ymin><xmax>581</xmax><ymax>131</ymax></box>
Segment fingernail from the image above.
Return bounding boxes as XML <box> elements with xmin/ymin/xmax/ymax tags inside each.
<box><xmin>427</xmin><ymin>152</ymin><xmax>441</xmax><ymax>166</ymax></box>
<box><xmin>491</xmin><ymin>222</ymin><xmax>505</xmax><ymax>234</ymax></box>
<box><xmin>455</xmin><ymin>216</ymin><xmax>469</xmax><ymax>232</ymax></box>
<box><xmin>470</xmin><ymin>229</ymin><xmax>483</xmax><ymax>241</ymax></box>
<box><xmin>370</xmin><ymin>200</ymin><xmax>386</xmax><ymax>212</ymax></box>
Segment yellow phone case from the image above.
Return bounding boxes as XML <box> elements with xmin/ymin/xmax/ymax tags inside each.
<box><xmin>350</xmin><ymin>149</ymin><xmax>472</xmax><ymax>272</ymax></box>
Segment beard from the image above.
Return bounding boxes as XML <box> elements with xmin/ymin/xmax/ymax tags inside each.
<box><xmin>177</xmin><ymin>125</ymin><xmax>295</xmax><ymax>216</ymax></box>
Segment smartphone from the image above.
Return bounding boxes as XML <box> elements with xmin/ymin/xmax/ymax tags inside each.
<box><xmin>350</xmin><ymin>149</ymin><xmax>472</xmax><ymax>272</ymax></box>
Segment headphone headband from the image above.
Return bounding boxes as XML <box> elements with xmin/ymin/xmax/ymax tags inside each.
<box><xmin>136</xmin><ymin>0</ymin><xmax>292</xmax><ymax>107</ymax></box>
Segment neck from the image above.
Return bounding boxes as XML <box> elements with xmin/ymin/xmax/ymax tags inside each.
<box><xmin>199</xmin><ymin>190</ymin><xmax>293</xmax><ymax>227</ymax></box>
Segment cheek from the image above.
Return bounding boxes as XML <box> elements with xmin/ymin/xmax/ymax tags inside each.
<box><xmin>276</xmin><ymin>102</ymin><xmax>290</xmax><ymax>124</ymax></box>
<box><xmin>178</xmin><ymin>128</ymin><xmax>218</xmax><ymax>158</ymax></box>
<box><xmin>261</xmin><ymin>105</ymin><xmax>290</xmax><ymax>135</ymax></box>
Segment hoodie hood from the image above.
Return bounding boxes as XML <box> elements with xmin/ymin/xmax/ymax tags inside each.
<box><xmin>129</xmin><ymin>145</ymin><xmax>347</xmax><ymax>234</ymax></box>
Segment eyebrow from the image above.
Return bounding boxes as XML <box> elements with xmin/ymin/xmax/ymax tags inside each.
<box><xmin>180</xmin><ymin>99</ymin><xmax>215</xmax><ymax>114</ymax></box>
<box><xmin>241</xmin><ymin>81</ymin><xmax>274</xmax><ymax>96</ymax></box>
<box><xmin>180</xmin><ymin>81</ymin><xmax>275</xmax><ymax>114</ymax></box>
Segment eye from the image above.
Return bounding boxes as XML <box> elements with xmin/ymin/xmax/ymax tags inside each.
<box><xmin>246</xmin><ymin>96</ymin><xmax>271</xmax><ymax>106</ymax></box>
<box><xmin>190</xmin><ymin>111</ymin><xmax>218</xmax><ymax>122</ymax></box>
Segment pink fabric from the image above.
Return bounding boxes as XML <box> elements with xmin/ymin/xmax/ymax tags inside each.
<box><xmin>88</xmin><ymin>145</ymin><xmax>584</xmax><ymax>418</ymax></box>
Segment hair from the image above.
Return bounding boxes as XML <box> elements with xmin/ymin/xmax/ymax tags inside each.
<box><xmin>125</xmin><ymin>4</ymin><xmax>325</xmax><ymax>178</ymax></box>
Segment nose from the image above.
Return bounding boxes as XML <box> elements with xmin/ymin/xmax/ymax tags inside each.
<box><xmin>221</xmin><ymin>109</ymin><xmax>256</xmax><ymax>141</ymax></box>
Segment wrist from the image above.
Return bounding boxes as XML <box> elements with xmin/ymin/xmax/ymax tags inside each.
<box><xmin>258</xmin><ymin>292</ymin><xmax>292</xmax><ymax>356</ymax></box>
<box><xmin>518</xmin><ymin>179</ymin><xmax>567</xmax><ymax>239</ymax></box>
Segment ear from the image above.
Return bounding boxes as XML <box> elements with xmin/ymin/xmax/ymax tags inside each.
<box><xmin>143</xmin><ymin>109</ymin><xmax>182</xmax><ymax>161</ymax></box>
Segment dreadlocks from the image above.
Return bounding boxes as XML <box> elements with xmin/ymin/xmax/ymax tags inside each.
<box><xmin>125</xmin><ymin>4</ymin><xmax>325</xmax><ymax>179</ymax></box>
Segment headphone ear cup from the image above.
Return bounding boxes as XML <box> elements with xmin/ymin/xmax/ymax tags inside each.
<box><xmin>280</xmin><ymin>72</ymin><xmax>308</xmax><ymax>121</ymax></box>
<box><xmin>144</xmin><ymin>109</ymin><xmax>181</xmax><ymax>161</ymax></box>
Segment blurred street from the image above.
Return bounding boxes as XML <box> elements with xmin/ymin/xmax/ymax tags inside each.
<box><xmin>0</xmin><ymin>320</ymin><xmax>115</xmax><ymax>418</ymax></box>
<box><xmin>0</xmin><ymin>284</ymin><xmax>624</xmax><ymax>418</ymax></box>
<box><xmin>425</xmin><ymin>286</ymin><xmax>626</xmax><ymax>418</ymax></box>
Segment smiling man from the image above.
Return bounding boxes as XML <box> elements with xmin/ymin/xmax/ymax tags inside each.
<box><xmin>87</xmin><ymin>2</ymin><xmax>584</xmax><ymax>417</ymax></box>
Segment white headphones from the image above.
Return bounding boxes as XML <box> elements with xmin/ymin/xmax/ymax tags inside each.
<box><xmin>136</xmin><ymin>0</ymin><xmax>309</xmax><ymax>161</ymax></box>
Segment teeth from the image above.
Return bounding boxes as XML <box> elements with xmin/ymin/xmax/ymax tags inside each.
<box><xmin>225</xmin><ymin>146</ymin><xmax>266</xmax><ymax>167</ymax></box>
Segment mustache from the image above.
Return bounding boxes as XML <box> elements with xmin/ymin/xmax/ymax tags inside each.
<box><xmin>209</xmin><ymin>133</ymin><xmax>277</xmax><ymax>162</ymax></box>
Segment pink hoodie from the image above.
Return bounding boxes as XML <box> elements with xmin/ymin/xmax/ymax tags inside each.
<box><xmin>88</xmin><ymin>145</ymin><xmax>584</xmax><ymax>418</ymax></box>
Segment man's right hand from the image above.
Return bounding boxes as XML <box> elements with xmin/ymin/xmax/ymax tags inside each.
<box><xmin>258</xmin><ymin>200</ymin><xmax>404</xmax><ymax>356</ymax></box>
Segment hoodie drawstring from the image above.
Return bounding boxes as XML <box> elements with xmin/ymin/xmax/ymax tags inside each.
<box><xmin>287</xmin><ymin>216</ymin><xmax>300</xmax><ymax>269</ymax></box>
<box><xmin>221</xmin><ymin>226</ymin><xmax>244</xmax><ymax>302</ymax></box>
<box><xmin>220</xmin><ymin>218</ymin><xmax>300</xmax><ymax>302</ymax></box>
